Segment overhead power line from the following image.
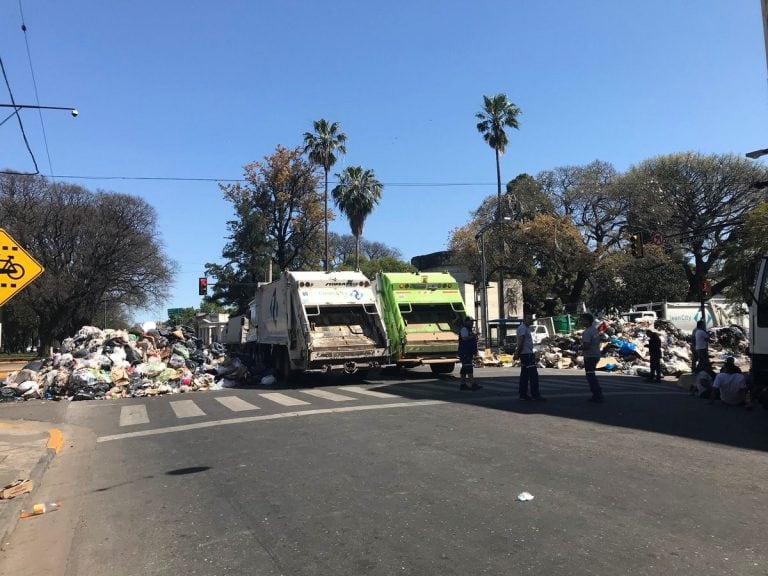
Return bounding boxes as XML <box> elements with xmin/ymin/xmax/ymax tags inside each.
<box><xmin>0</xmin><ymin>56</ymin><xmax>39</xmax><ymax>175</ymax></box>
<box><xmin>18</xmin><ymin>0</ymin><xmax>55</xmax><ymax>177</ymax></box>
<box><xmin>47</xmin><ymin>174</ymin><xmax>498</xmax><ymax>186</ymax></box>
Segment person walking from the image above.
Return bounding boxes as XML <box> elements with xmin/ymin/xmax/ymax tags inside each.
<box><xmin>458</xmin><ymin>316</ymin><xmax>481</xmax><ymax>391</ymax></box>
<box><xmin>580</xmin><ymin>313</ymin><xmax>604</xmax><ymax>403</ymax></box>
<box><xmin>646</xmin><ymin>329</ymin><xmax>662</xmax><ymax>382</ymax></box>
<box><xmin>514</xmin><ymin>312</ymin><xmax>545</xmax><ymax>401</ymax></box>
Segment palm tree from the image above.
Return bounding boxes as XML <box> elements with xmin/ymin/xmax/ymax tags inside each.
<box><xmin>475</xmin><ymin>94</ymin><xmax>522</xmax><ymax>222</ymax></box>
<box><xmin>476</xmin><ymin>94</ymin><xmax>521</xmax><ymax>346</ymax></box>
<box><xmin>303</xmin><ymin>119</ymin><xmax>347</xmax><ymax>273</ymax></box>
<box><xmin>332</xmin><ymin>166</ymin><xmax>382</xmax><ymax>271</ymax></box>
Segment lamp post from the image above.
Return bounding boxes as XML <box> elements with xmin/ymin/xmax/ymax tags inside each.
<box><xmin>475</xmin><ymin>216</ymin><xmax>511</xmax><ymax>349</ymax></box>
<box><xmin>475</xmin><ymin>228</ymin><xmax>490</xmax><ymax>345</ymax></box>
<box><xmin>0</xmin><ymin>103</ymin><xmax>78</xmax><ymax>127</ymax></box>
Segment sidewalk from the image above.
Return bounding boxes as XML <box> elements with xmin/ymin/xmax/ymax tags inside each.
<box><xmin>0</xmin><ymin>420</ymin><xmax>63</xmax><ymax>548</ymax></box>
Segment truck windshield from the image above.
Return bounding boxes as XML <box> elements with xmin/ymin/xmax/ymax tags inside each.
<box><xmin>399</xmin><ymin>303</ymin><xmax>461</xmax><ymax>331</ymax></box>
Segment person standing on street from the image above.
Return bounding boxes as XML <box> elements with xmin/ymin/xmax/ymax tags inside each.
<box><xmin>692</xmin><ymin>320</ymin><xmax>710</xmax><ymax>372</ymax></box>
<box><xmin>646</xmin><ymin>329</ymin><xmax>662</xmax><ymax>382</ymax></box>
<box><xmin>514</xmin><ymin>312</ymin><xmax>545</xmax><ymax>401</ymax></box>
<box><xmin>458</xmin><ymin>316</ymin><xmax>481</xmax><ymax>391</ymax></box>
<box><xmin>580</xmin><ymin>313</ymin><xmax>604</xmax><ymax>403</ymax></box>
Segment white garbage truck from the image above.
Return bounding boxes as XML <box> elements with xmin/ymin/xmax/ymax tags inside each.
<box><xmin>749</xmin><ymin>255</ymin><xmax>768</xmax><ymax>408</ymax></box>
<box><xmin>246</xmin><ymin>271</ymin><xmax>389</xmax><ymax>379</ymax></box>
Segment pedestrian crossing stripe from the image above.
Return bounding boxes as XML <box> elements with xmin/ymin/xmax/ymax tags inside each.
<box><xmin>299</xmin><ymin>389</ymin><xmax>356</xmax><ymax>402</ymax></box>
<box><xmin>215</xmin><ymin>396</ymin><xmax>259</xmax><ymax>412</ymax></box>
<box><xmin>259</xmin><ymin>392</ymin><xmax>310</xmax><ymax>406</ymax></box>
<box><xmin>170</xmin><ymin>400</ymin><xmax>206</xmax><ymax>418</ymax></box>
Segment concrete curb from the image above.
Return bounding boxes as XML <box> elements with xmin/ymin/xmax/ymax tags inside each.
<box><xmin>0</xmin><ymin>429</ymin><xmax>62</xmax><ymax>549</ymax></box>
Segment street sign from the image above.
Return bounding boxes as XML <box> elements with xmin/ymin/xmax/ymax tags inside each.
<box><xmin>167</xmin><ymin>307</ymin><xmax>185</xmax><ymax>319</ymax></box>
<box><xmin>0</xmin><ymin>228</ymin><xmax>44</xmax><ymax>307</ymax></box>
<box><xmin>651</xmin><ymin>231</ymin><xmax>664</xmax><ymax>246</ymax></box>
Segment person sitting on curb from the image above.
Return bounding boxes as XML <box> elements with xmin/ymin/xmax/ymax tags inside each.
<box><xmin>710</xmin><ymin>357</ymin><xmax>750</xmax><ymax>407</ymax></box>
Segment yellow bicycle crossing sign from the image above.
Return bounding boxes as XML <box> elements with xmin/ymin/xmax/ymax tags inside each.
<box><xmin>0</xmin><ymin>228</ymin><xmax>44</xmax><ymax>306</ymax></box>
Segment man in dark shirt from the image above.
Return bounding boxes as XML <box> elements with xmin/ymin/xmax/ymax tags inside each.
<box><xmin>647</xmin><ymin>330</ymin><xmax>662</xmax><ymax>382</ymax></box>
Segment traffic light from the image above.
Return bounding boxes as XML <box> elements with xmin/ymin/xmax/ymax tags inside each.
<box><xmin>630</xmin><ymin>233</ymin><xmax>644</xmax><ymax>258</ymax></box>
<box><xmin>701</xmin><ymin>280</ymin><xmax>711</xmax><ymax>298</ymax></box>
<box><xmin>198</xmin><ymin>277</ymin><xmax>208</xmax><ymax>296</ymax></box>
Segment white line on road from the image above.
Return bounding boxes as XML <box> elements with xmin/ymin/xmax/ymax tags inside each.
<box><xmin>119</xmin><ymin>405</ymin><xmax>149</xmax><ymax>427</ymax></box>
<box><xmin>339</xmin><ymin>386</ymin><xmax>398</xmax><ymax>398</ymax></box>
<box><xmin>97</xmin><ymin>400</ymin><xmax>446</xmax><ymax>443</ymax></box>
<box><xmin>299</xmin><ymin>389</ymin><xmax>356</xmax><ymax>402</ymax></box>
<box><xmin>215</xmin><ymin>396</ymin><xmax>260</xmax><ymax>412</ymax></box>
<box><xmin>169</xmin><ymin>400</ymin><xmax>206</xmax><ymax>418</ymax></box>
<box><xmin>258</xmin><ymin>392</ymin><xmax>311</xmax><ymax>406</ymax></box>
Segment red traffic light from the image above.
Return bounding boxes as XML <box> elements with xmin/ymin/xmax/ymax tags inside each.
<box><xmin>198</xmin><ymin>277</ymin><xmax>208</xmax><ymax>296</ymax></box>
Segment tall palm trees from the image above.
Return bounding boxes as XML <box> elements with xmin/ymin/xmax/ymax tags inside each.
<box><xmin>332</xmin><ymin>166</ymin><xmax>382</xmax><ymax>271</ymax></box>
<box><xmin>476</xmin><ymin>94</ymin><xmax>521</xmax><ymax>222</ymax></box>
<box><xmin>303</xmin><ymin>119</ymin><xmax>347</xmax><ymax>273</ymax></box>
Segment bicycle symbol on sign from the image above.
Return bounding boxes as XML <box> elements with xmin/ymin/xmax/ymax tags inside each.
<box><xmin>0</xmin><ymin>255</ymin><xmax>25</xmax><ymax>280</ymax></box>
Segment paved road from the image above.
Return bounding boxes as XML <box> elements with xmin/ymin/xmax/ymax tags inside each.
<box><xmin>2</xmin><ymin>367</ymin><xmax>768</xmax><ymax>576</ymax></box>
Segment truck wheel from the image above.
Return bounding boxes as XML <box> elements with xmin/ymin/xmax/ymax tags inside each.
<box><xmin>430</xmin><ymin>362</ymin><xmax>455</xmax><ymax>375</ymax></box>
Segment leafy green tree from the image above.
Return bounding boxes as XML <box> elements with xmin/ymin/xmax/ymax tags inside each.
<box><xmin>0</xmin><ymin>174</ymin><xmax>175</xmax><ymax>353</ymax></box>
<box><xmin>211</xmin><ymin>146</ymin><xmax>323</xmax><ymax>312</ymax></box>
<box><xmin>332</xmin><ymin>166</ymin><xmax>383</xmax><ymax>270</ymax></box>
<box><xmin>586</xmin><ymin>246</ymin><xmax>688</xmax><ymax>313</ymax></box>
<box><xmin>476</xmin><ymin>93</ymin><xmax>522</xmax><ymax>220</ymax></box>
<box><xmin>719</xmin><ymin>201</ymin><xmax>768</xmax><ymax>302</ymax></box>
<box><xmin>303</xmin><ymin>119</ymin><xmax>347</xmax><ymax>273</ymax></box>
<box><xmin>621</xmin><ymin>152</ymin><xmax>768</xmax><ymax>300</ymax></box>
<box><xmin>340</xmin><ymin>255</ymin><xmax>416</xmax><ymax>278</ymax></box>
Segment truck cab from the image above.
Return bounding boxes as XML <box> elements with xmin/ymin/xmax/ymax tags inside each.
<box><xmin>749</xmin><ymin>255</ymin><xmax>768</xmax><ymax>408</ymax></box>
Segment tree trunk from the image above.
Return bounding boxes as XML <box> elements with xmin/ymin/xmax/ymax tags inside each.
<box><xmin>324</xmin><ymin>170</ymin><xmax>329</xmax><ymax>273</ymax></box>
<box><xmin>354</xmin><ymin>235</ymin><xmax>360</xmax><ymax>271</ymax></box>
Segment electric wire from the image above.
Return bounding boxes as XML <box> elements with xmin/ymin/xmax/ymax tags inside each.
<box><xmin>18</xmin><ymin>0</ymin><xmax>55</xmax><ymax>178</ymax></box>
<box><xmin>0</xmin><ymin>56</ymin><xmax>39</xmax><ymax>175</ymax></box>
<box><xmin>46</xmin><ymin>174</ymin><xmax>497</xmax><ymax>186</ymax></box>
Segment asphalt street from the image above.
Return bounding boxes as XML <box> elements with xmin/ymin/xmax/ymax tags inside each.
<box><xmin>2</xmin><ymin>367</ymin><xmax>768</xmax><ymax>576</ymax></box>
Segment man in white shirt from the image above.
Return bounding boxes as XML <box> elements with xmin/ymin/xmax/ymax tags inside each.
<box><xmin>711</xmin><ymin>357</ymin><xmax>748</xmax><ymax>405</ymax></box>
<box><xmin>692</xmin><ymin>320</ymin><xmax>709</xmax><ymax>371</ymax></box>
<box><xmin>581</xmin><ymin>313</ymin><xmax>604</xmax><ymax>403</ymax></box>
<box><xmin>513</xmin><ymin>313</ymin><xmax>545</xmax><ymax>401</ymax></box>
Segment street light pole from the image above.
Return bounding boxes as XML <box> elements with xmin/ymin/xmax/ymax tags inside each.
<box><xmin>476</xmin><ymin>230</ymin><xmax>489</xmax><ymax>345</ymax></box>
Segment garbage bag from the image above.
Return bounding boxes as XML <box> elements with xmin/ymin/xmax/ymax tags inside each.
<box><xmin>168</xmin><ymin>354</ymin><xmax>186</xmax><ymax>369</ymax></box>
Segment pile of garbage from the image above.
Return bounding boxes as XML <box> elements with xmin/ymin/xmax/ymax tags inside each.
<box><xmin>531</xmin><ymin>318</ymin><xmax>750</xmax><ymax>376</ymax></box>
<box><xmin>1</xmin><ymin>325</ymin><xmax>252</xmax><ymax>401</ymax></box>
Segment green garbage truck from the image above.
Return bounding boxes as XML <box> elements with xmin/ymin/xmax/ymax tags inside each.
<box><xmin>374</xmin><ymin>272</ymin><xmax>468</xmax><ymax>374</ymax></box>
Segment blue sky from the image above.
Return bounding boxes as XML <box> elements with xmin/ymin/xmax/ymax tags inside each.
<box><xmin>1</xmin><ymin>1</ymin><xmax>767</xmax><ymax>321</ymax></box>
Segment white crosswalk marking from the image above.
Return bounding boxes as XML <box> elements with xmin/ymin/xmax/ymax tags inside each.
<box><xmin>259</xmin><ymin>392</ymin><xmax>310</xmax><ymax>406</ymax></box>
<box><xmin>119</xmin><ymin>405</ymin><xmax>149</xmax><ymax>427</ymax></box>
<box><xmin>340</xmin><ymin>386</ymin><xmax>398</xmax><ymax>399</ymax></box>
<box><xmin>170</xmin><ymin>400</ymin><xmax>206</xmax><ymax>418</ymax></box>
<box><xmin>299</xmin><ymin>389</ymin><xmax>356</xmax><ymax>402</ymax></box>
<box><xmin>215</xmin><ymin>396</ymin><xmax>260</xmax><ymax>412</ymax></box>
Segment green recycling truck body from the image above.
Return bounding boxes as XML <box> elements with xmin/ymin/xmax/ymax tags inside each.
<box><xmin>374</xmin><ymin>272</ymin><xmax>468</xmax><ymax>374</ymax></box>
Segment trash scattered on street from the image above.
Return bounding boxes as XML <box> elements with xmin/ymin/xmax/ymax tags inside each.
<box><xmin>517</xmin><ymin>492</ymin><xmax>534</xmax><ymax>502</ymax></box>
<box><xmin>0</xmin><ymin>479</ymin><xmax>34</xmax><ymax>500</ymax></box>
<box><xmin>480</xmin><ymin>317</ymin><xmax>750</xmax><ymax>377</ymax></box>
<box><xmin>20</xmin><ymin>501</ymin><xmax>61</xmax><ymax>518</ymax></box>
<box><xmin>1</xmin><ymin>325</ymin><xmax>251</xmax><ymax>402</ymax></box>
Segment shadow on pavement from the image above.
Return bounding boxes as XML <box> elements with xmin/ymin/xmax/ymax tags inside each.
<box><xmin>361</xmin><ymin>368</ymin><xmax>768</xmax><ymax>453</ymax></box>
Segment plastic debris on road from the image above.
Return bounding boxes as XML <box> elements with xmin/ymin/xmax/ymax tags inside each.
<box><xmin>516</xmin><ymin>492</ymin><xmax>534</xmax><ymax>502</ymax></box>
<box><xmin>1</xmin><ymin>324</ymin><xmax>251</xmax><ymax>402</ymax></box>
